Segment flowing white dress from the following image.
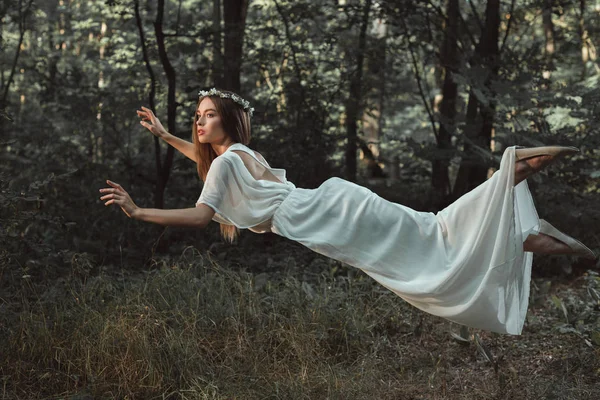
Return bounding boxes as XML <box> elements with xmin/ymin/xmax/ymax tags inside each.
<box><xmin>197</xmin><ymin>143</ymin><xmax>540</xmax><ymax>335</ymax></box>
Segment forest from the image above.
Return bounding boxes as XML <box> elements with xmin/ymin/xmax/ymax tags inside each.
<box><xmin>1</xmin><ymin>0</ymin><xmax>600</xmax><ymax>398</ymax></box>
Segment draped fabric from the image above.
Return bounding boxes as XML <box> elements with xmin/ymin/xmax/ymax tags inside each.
<box><xmin>196</xmin><ymin>143</ymin><xmax>296</xmax><ymax>228</ymax></box>
<box><xmin>197</xmin><ymin>143</ymin><xmax>539</xmax><ymax>335</ymax></box>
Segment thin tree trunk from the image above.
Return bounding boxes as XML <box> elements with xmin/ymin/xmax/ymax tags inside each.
<box><xmin>345</xmin><ymin>0</ymin><xmax>372</xmax><ymax>183</ymax></box>
<box><xmin>361</xmin><ymin>11</ymin><xmax>386</xmax><ymax>179</ymax></box>
<box><xmin>542</xmin><ymin>0</ymin><xmax>555</xmax><ymax>79</ymax></box>
<box><xmin>154</xmin><ymin>0</ymin><xmax>178</xmax><ymax>209</ymax></box>
<box><xmin>1</xmin><ymin>0</ymin><xmax>34</xmax><ymax>110</ymax></box>
<box><xmin>212</xmin><ymin>0</ymin><xmax>224</xmax><ymax>87</ymax></box>
<box><xmin>223</xmin><ymin>0</ymin><xmax>248</xmax><ymax>92</ymax></box>
<box><xmin>579</xmin><ymin>0</ymin><xmax>591</xmax><ymax>79</ymax></box>
<box><xmin>134</xmin><ymin>0</ymin><xmax>161</xmax><ymax>194</ymax></box>
<box><xmin>432</xmin><ymin>0</ymin><xmax>459</xmax><ymax>201</ymax></box>
<box><xmin>452</xmin><ymin>0</ymin><xmax>500</xmax><ymax>198</ymax></box>
<box><xmin>273</xmin><ymin>0</ymin><xmax>306</xmax><ymax>127</ymax></box>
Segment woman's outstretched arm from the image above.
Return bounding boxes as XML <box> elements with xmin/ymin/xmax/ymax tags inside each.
<box><xmin>134</xmin><ymin>205</ymin><xmax>214</xmax><ymax>228</ymax></box>
<box><xmin>137</xmin><ymin>106</ymin><xmax>197</xmax><ymax>163</ymax></box>
<box><xmin>100</xmin><ymin>180</ymin><xmax>215</xmax><ymax>228</ymax></box>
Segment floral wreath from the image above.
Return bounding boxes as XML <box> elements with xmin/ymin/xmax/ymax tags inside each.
<box><xmin>198</xmin><ymin>88</ymin><xmax>255</xmax><ymax>118</ymax></box>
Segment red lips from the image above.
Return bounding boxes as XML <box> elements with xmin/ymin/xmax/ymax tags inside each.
<box><xmin>198</xmin><ymin>129</ymin><xmax>206</xmax><ymax>135</ymax></box>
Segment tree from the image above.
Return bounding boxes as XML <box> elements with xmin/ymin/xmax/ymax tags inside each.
<box><xmin>345</xmin><ymin>0</ymin><xmax>372</xmax><ymax>183</ymax></box>
<box><xmin>212</xmin><ymin>0</ymin><xmax>224</xmax><ymax>87</ymax></box>
<box><xmin>452</xmin><ymin>0</ymin><xmax>501</xmax><ymax>198</ymax></box>
<box><xmin>0</xmin><ymin>0</ymin><xmax>34</xmax><ymax>128</ymax></box>
<box><xmin>223</xmin><ymin>0</ymin><xmax>249</xmax><ymax>92</ymax></box>
<box><xmin>432</xmin><ymin>0</ymin><xmax>460</xmax><ymax>201</ymax></box>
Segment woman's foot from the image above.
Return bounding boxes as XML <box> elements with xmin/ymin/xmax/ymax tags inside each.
<box><xmin>524</xmin><ymin>232</ymin><xmax>573</xmax><ymax>255</ymax></box>
<box><xmin>514</xmin><ymin>146</ymin><xmax>579</xmax><ymax>185</ymax></box>
<box><xmin>523</xmin><ymin>220</ymin><xmax>597</xmax><ymax>259</ymax></box>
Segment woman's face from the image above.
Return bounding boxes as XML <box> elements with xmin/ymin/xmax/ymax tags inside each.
<box><xmin>196</xmin><ymin>97</ymin><xmax>228</xmax><ymax>145</ymax></box>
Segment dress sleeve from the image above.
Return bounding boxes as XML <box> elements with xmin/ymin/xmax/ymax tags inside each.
<box><xmin>197</xmin><ymin>156</ymin><xmax>240</xmax><ymax>218</ymax></box>
<box><xmin>196</xmin><ymin>152</ymin><xmax>291</xmax><ymax>229</ymax></box>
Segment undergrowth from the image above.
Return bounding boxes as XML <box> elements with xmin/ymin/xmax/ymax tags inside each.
<box><xmin>1</xmin><ymin>248</ymin><xmax>600</xmax><ymax>399</ymax></box>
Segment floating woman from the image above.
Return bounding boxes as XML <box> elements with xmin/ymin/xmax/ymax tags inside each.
<box><xmin>99</xmin><ymin>89</ymin><xmax>596</xmax><ymax>335</ymax></box>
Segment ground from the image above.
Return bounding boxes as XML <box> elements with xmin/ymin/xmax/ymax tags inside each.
<box><xmin>1</xmin><ymin>237</ymin><xmax>599</xmax><ymax>399</ymax></box>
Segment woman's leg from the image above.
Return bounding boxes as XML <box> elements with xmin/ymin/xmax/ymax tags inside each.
<box><xmin>514</xmin><ymin>155</ymin><xmax>554</xmax><ymax>186</ymax></box>
<box><xmin>523</xmin><ymin>232</ymin><xmax>574</xmax><ymax>255</ymax></box>
<box><xmin>514</xmin><ymin>146</ymin><xmax>579</xmax><ymax>186</ymax></box>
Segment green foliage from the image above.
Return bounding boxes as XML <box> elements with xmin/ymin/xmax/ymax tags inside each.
<box><xmin>0</xmin><ymin>173</ymin><xmax>60</xmax><ymax>268</ymax></box>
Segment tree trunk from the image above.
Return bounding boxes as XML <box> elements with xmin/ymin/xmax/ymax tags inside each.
<box><xmin>1</xmin><ymin>0</ymin><xmax>34</xmax><ymax>120</ymax></box>
<box><xmin>223</xmin><ymin>0</ymin><xmax>249</xmax><ymax>92</ymax></box>
<box><xmin>432</xmin><ymin>0</ymin><xmax>459</xmax><ymax>200</ymax></box>
<box><xmin>345</xmin><ymin>0</ymin><xmax>372</xmax><ymax>183</ymax></box>
<box><xmin>133</xmin><ymin>0</ymin><xmax>161</xmax><ymax>196</ymax></box>
<box><xmin>361</xmin><ymin>11</ymin><xmax>386</xmax><ymax>179</ymax></box>
<box><xmin>452</xmin><ymin>0</ymin><xmax>500</xmax><ymax>199</ymax></box>
<box><xmin>154</xmin><ymin>0</ymin><xmax>178</xmax><ymax>209</ymax></box>
<box><xmin>579</xmin><ymin>0</ymin><xmax>594</xmax><ymax>79</ymax></box>
<box><xmin>542</xmin><ymin>0</ymin><xmax>555</xmax><ymax>79</ymax></box>
<box><xmin>212</xmin><ymin>0</ymin><xmax>224</xmax><ymax>87</ymax></box>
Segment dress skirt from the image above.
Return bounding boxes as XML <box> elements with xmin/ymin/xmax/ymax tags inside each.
<box><xmin>271</xmin><ymin>147</ymin><xmax>539</xmax><ymax>335</ymax></box>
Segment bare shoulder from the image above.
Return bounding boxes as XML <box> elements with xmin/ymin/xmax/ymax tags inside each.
<box><xmin>231</xmin><ymin>149</ymin><xmax>280</xmax><ymax>183</ymax></box>
<box><xmin>231</xmin><ymin>150</ymin><xmax>262</xmax><ymax>177</ymax></box>
<box><xmin>250</xmin><ymin>149</ymin><xmax>268</xmax><ymax>163</ymax></box>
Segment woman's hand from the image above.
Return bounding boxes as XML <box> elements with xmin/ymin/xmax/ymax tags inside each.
<box><xmin>99</xmin><ymin>180</ymin><xmax>139</xmax><ymax>218</ymax></box>
<box><xmin>137</xmin><ymin>106</ymin><xmax>168</xmax><ymax>138</ymax></box>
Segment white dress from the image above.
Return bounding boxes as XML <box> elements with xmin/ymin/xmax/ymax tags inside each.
<box><xmin>197</xmin><ymin>143</ymin><xmax>540</xmax><ymax>335</ymax></box>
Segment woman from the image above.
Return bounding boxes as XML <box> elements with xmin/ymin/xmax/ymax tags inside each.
<box><xmin>100</xmin><ymin>88</ymin><xmax>596</xmax><ymax>335</ymax></box>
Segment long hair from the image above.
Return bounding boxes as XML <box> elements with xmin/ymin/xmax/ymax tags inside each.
<box><xmin>192</xmin><ymin>90</ymin><xmax>252</xmax><ymax>243</ymax></box>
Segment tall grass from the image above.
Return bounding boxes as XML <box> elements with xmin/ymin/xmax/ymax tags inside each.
<box><xmin>2</xmin><ymin>249</ymin><xmax>417</xmax><ymax>399</ymax></box>
<box><xmin>1</xmin><ymin>248</ymin><xmax>599</xmax><ymax>399</ymax></box>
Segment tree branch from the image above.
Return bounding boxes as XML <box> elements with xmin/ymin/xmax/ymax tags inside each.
<box><xmin>133</xmin><ymin>0</ymin><xmax>161</xmax><ymax>174</ymax></box>
<box><xmin>499</xmin><ymin>0</ymin><xmax>516</xmax><ymax>54</ymax></box>
<box><xmin>404</xmin><ymin>31</ymin><xmax>439</xmax><ymax>141</ymax></box>
<box><xmin>272</xmin><ymin>0</ymin><xmax>306</xmax><ymax>116</ymax></box>
<box><xmin>2</xmin><ymin>0</ymin><xmax>34</xmax><ymax>105</ymax></box>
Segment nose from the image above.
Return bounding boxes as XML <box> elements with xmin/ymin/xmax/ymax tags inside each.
<box><xmin>196</xmin><ymin>116</ymin><xmax>204</xmax><ymax>127</ymax></box>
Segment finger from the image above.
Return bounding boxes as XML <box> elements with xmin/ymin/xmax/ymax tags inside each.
<box><xmin>99</xmin><ymin>187</ymin><xmax>119</xmax><ymax>193</ymax></box>
<box><xmin>140</xmin><ymin>120</ymin><xmax>156</xmax><ymax>128</ymax></box>
<box><xmin>101</xmin><ymin>192</ymin><xmax>121</xmax><ymax>200</ymax></box>
<box><xmin>106</xmin><ymin>180</ymin><xmax>123</xmax><ymax>189</ymax></box>
<box><xmin>106</xmin><ymin>182</ymin><xmax>125</xmax><ymax>194</ymax></box>
<box><xmin>100</xmin><ymin>192</ymin><xmax>122</xmax><ymax>200</ymax></box>
<box><xmin>141</xmin><ymin>106</ymin><xmax>154</xmax><ymax>116</ymax></box>
<box><xmin>104</xmin><ymin>198</ymin><xmax>122</xmax><ymax>206</ymax></box>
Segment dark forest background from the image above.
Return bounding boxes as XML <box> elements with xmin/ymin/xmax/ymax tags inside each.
<box><xmin>1</xmin><ymin>0</ymin><xmax>600</xmax><ymax>398</ymax></box>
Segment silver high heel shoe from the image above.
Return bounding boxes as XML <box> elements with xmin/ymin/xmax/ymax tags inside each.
<box><xmin>515</xmin><ymin>146</ymin><xmax>579</xmax><ymax>161</ymax></box>
<box><xmin>539</xmin><ymin>219</ymin><xmax>597</xmax><ymax>259</ymax></box>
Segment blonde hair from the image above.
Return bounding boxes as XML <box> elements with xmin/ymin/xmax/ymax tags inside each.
<box><xmin>192</xmin><ymin>90</ymin><xmax>252</xmax><ymax>243</ymax></box>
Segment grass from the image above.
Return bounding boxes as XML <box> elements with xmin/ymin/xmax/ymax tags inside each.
<box><xmin>1</xmin><ymin>247</ymin><xmax>600</xmax><ymax>399</ymax></box>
